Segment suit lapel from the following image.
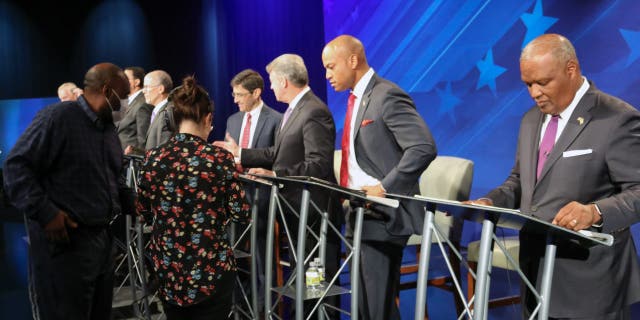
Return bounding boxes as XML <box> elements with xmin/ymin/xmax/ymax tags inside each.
<box><xmin>252</xmin><ymin>107</ymin><xmax>269</xmax><ymax>147</ymax></box>
<box><xmin>524</xmin><ymin>112</ymin><xmax>544</xmax><ymax>190</ymax></box>
<box><xmin>353</xmin><ymin>75</ymin><xmax>377</xmax><ymax>140</ymax></box>
<box><xmin>275</xmin><ymin>92</ymin><xmax>309</xmax><ymax>151</ymax></box>
<box><xmin>229</xmin><ymin>113</ymin><xmax>243</xmax><ymax>142</ymax></box>
<box><xmin>536</xmin><ymin>89</ymin><xmax>596</xmax><ymax>184</ymax></box>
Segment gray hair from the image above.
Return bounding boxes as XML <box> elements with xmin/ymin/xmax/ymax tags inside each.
<box><xmin>520</xmin><ymin>34</ymin><xmax>578</xmax><ymax>64</ymax></box>
<box><xmin>146</xmin><ymin>70</ymin><xmax>173</xmax><ymax>94</ymax></box>
<box><xmin>266</xmin><ymin>54</ymin><xmax>308</xmax><ymax>87</ymax></box>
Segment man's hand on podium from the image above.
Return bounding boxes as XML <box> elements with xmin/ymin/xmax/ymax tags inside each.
<box><xmin>552</xmin><ymin>201</ymin><xmax>601</xmax><ymax>231</ymax></box>
<box><xmin>247</xmin><ymin>167</ymin><xmax>275</xmax><ymax>178</ymax></box>
<box><xmin>361</xmin><ymin>183</ymin><xmax>385</xmax><ymax>197</ymax></box>
<box><xmin>462</xmin><ymin>198</ymin><xmax>494</xmax><ymax>206</ymax></box>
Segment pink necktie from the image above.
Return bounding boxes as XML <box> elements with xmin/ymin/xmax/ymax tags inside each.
<box><xmin>240</xmin><ymin>114</ymin><xmax>251</xmax><ymax>148</ymax></box>
<box><xmin>281</xmin><ymin>107</ymin><xmax>293</xmax><ymax>129</ymax></box>
<box><xmin>537</xmin><ymin>115</ymin><xmax>559</xmax><ymax>178</ymax></box>
<box><xmin>340</xmin><ymin>93</ymin><xmax>356</xmax><ymax>187</ymax></box>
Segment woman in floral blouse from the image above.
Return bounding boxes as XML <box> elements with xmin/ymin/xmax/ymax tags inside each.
<box><xmin>137</xmin><ymin>75</ymin><xmax>250</xmax><ymax>319</ymax></box>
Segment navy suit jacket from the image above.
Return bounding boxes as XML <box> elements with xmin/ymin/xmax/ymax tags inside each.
<box><xmin>226</xmin><ymin>104</ymin><xmax>282</xmax><ymax>155</ymax></box>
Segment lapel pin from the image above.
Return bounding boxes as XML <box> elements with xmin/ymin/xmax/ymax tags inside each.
<box><xmin>577</xmin><ymin>117</ymin><xmax>584</xmax><ymax>125</ymax></box>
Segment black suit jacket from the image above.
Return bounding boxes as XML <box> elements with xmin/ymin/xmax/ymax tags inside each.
<box><xmin>485</xmin><ymin>83</ymin><xmax>640</xmax><ymax>317</ymax></box>
<box><xmin>352</xmin><ymin>74</ymin><xmax>437</xmax><ymax>241</ymax></box>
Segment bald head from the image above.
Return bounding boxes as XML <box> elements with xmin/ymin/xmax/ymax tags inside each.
<box><xmin>519</xmin><ymin>34</ymin><xmax>583</xmax><ymax>116</ymax></box>
<box><xmin>82</xmin><ymin>62</ymin><xmax>129</xmax><ymax>117</ymax></box>
<box><xmin>322</xmin><ymin>34</ymin><xmax>369</xmax><ymax>92</ymax></box>
<box><xmin>521</xmin><ymin>34</ymin><xmax>579</xmax><ymax>67</ymax></box>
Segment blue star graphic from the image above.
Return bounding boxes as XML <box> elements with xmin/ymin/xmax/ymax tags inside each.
<box><xmin>476</xmin><ymin>49</ymin><xmax>506</xmax><ymax>96</ymax></box>
<box><xmin>620</xmin><ymin>29</ymin><xmax>640</xmax><ymax>67</ymax></box>
<box><xmin>436</xmin><ymin>82</ymin><xmax>462</xmax><ymax>123</ymax></box>
<box><xmin>520</xmin><ymin>0</ymin><xmax>558</xmax><ymax>48</ymax></box>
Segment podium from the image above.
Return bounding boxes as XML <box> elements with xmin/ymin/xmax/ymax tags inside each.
<box><xmin>252</xmin><ymin>174</ymin><xmax>398</xmax><ymax>320</ymax></box>
<box><xmin>229</xmin><ymin>174</ymin><xmax>273</xmax><ymax>319</ymax></box>
<box><xmin>386</xmin><ymin>193</ymin><xmax>613</xmax><ymax>320</ymax></box>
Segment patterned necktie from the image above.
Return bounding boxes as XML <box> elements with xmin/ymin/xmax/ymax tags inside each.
<box><xmin>281</xmin><ymin>106</ymin><xmax>293</xmax><ymax>129</ymax></box>
<box><xmin>240</xmin><ymin>113</ymin><xmax>252</xmax><ymax>148</ymax></box>
<box><xmin>537</xmin><ymin>115</ymin><xmax>559</xmax><ymax>179</ymax></box>
<box><xmin>340</xmin><ymin>93</ymin><xmax>357</xmax><ymax>187</ymax></box>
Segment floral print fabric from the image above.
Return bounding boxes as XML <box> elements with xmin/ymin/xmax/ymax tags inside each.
<box><xmin>137</xmin><ymin>133</ymin><xmax>250</xmax><ymax>306</ymax></box>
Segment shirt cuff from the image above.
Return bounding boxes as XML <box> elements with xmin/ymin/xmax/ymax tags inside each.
<box><xmin>591</xmin><ymin>203</ymin><xmax>603</xmax><ymax>228</ymax></box>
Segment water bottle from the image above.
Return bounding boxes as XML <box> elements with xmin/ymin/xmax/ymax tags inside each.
<box><xmin>314</xmin><ymin>257</ymin><xmax>325</xmax><ymax>284</ymax></box>
<box><xmin>305</xmin><ymin>261</ymin><xmax>320</xmax><ymax>290</ymax></box>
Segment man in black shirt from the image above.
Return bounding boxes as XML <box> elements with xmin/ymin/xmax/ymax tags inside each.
<box><xmin>3</xmin><ymin>62</ymin><xmax>132</xmax><ymax>320</ymax></box>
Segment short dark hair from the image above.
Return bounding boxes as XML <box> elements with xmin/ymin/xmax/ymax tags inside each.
<box><xmin>170</xmin><ymin>76</ymin><xmax>214</xmax><ymax>126</ymax></box>
<box><xmin>125</xmin><ymin>66</ymin><xmax>145</xmax><ymax>89</ymax></box>
<box><xmin>230</xmin><ymin>69</ymin><xmax>264</xmax><ymax>93</ymax></box>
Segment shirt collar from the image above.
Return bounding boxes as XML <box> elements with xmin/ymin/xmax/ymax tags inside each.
<box><xmin>289</xmin><ymin>86</ymin><xmax>311</xmax><ymax>110</ymax></box>
<box><xmin>156</xmin><ymin>98</ymin><xmax>168</xmax><ymax>109</ymax></box>
<box><xmin>77</xmin><ymin>95</ymin><xmax>99</xmax><ymax>125</ymax></box>
<box><xmin>128</xmin><ymin>89</ymin><xmax>143</xmax><ymax>104</ymax></box>
<box><xmin>352</xmin><ymin>68</ymin><xmax>375</xmax><ymax>99</ymax></box>
<box><xmin>557</xmin><ymin>76</ymin><xmax>590</xmax><ymax>120</ymax></box>
<box><xmin>247</xmin><ymin>101</ymin><xmax>264</xmax><ymax>118</ymax></box>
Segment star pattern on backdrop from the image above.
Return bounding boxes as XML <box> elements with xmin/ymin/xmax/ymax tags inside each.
<box><xmin>436</xmin><ymin>82</ymin><xmax>462</xmax><ymax>123</ymax></box>
<box><xmin>520</xmin><ymin>0</ymin><xmax>558</xmax><ymax>48</ymax></box>
<box><xmin>476</xmin><ymin>48</ymin><xmax>506</xmax><ymax>96</ymax></box>
<box><xmin>619</xmin><ymin>28</ymin><xmax>640</xmax><ymax>67</ymax></box>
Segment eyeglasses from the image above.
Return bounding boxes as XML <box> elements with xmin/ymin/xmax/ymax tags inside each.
<box><xmin>231</xmin><ymin>91</ymin><xmax>252</xmax><ymax>98</ymax></box>
<box><xmin>142</xmin><ymin>84</ymin><xmax>160</xmax><ymax>92</ymax></box>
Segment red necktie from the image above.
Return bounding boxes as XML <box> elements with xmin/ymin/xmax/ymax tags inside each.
<box><xmin>240</xmin><ymin>113</ymin><xmax>252</xmax><ymax>148</ymax></box>
<box><xmin>537</xmin><ymin>115</ymin><xmax>559</xmax><ymax>179</ymax></box>
<box><xmin>340</xmin><ymin>93</ymin><xmax>356</xmax><ymax>187</ymax></box>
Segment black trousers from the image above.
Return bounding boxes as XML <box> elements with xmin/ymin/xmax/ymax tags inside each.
<box><xmin>162</xmin><ymin>279</ymin><xmax>234</xmax><ymax>320</ymax></box>
<box><xmin>26</xmin><ymin>219</ymin><xmax>114</xmax><ymax>320</ymax></box>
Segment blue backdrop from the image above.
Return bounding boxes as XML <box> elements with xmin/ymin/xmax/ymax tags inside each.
<box><xmin>323</xmin><ymin>0</ymin><xmax>640</xmax><ymax>198</ymax></box>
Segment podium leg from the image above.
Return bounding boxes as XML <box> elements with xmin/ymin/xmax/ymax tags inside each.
<box><xmin>414</xmin><ymin>210</ymin><xmax>435</xmax><ymax>320</ymax></box>
<box><xmin>538</xmin><ymin>242</ymin><xmax>556</xmax><ymax>320</ymax></box>
<box><xmin>296</xmin><ymin>188</ymin><xmax>311</xmax><ymax>320</ymax></box>
<box><xmin>251</xmin><ymin>187</ymin><xmax>260</xmax><ymax>319</ymax></box>
<box><xmin>265</xmin><ymin>185</ymin><xmax>279</xmax><ymax>319</ymax></box>
<box><xmin>351</xmin><ymin>207</ymin><xmax>364</xmax><ymax>320</ymax></box>
<box><xmin>473</xmin><ymin>219</ymin><xmax>495</xmax><ymax>320</ymax></box>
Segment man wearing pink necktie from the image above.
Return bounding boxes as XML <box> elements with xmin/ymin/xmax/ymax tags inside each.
<box><xmin>467</xmin><ymin>34</ymin><xmax>640</xmax><ymax>319</ymax></box>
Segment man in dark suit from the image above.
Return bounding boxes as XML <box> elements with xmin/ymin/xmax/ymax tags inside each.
<box><xmin>118</xmin><ymin>66</ymin><xmax>153</xmax><ymax>153</ymax></box>
<box><xmin>225</xmin><ymin>69</ymin><xmax>282</xmax><ymax>311</ymax></box>
<box><xmin>143</xmin><ymin>70</ymin><xmax>174</xmax><ymax>150</ymax></box>
<box><xmin>468</xmin><ymin>34</ymin><xmax>640</xmax><ymax>319</ymax></box>
<box><xmin>226</xmin><ymin>69</ymin><xmax>281</xmax><ymax>154</ymax></box>
<box><xmin>215</xmin><ymin>53</ymin><xmax>341</xmax><ymax>315</ymax></box>
<box><xmin>322</xmin><ymin>35</ymin><xmax>437</xmax><ymax>320</ymax></box>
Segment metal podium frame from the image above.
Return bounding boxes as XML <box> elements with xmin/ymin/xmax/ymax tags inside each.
<box><xmin>386</xmin><ymin>193</ymin><xmax>613</xmax><ymax>320</ymax></box>
<box><xmin>253</xmin><ymin>175</ymin><xmax>399</xmax><ymax>320</ymax></box>
<box><xmin>228</xmin><ymin>175</ymin><xmax>271</xmax><ymax>320</ymax></box>
<box><xmin>111</xmin><ymin>155</ymin><xmax>154</xmax><ymax>320</ymax></box>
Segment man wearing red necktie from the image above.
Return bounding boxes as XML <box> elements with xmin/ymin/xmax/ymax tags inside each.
<box><xmin>323</xmin><ymin>35</ymin><xmax>437</xmax><ymax>320</ymax></box>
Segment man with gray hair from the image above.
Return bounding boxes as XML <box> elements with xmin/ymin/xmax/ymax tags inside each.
<box><xmin>215</xmin><ymin>53</ymin><xmax>341</xmax><ymax>315</ymax></box>
<box><xmin>142</xmin><ymin>69</ymin><xmax>175</xmax><ymax>150</ymax></box>
<box><xmin>57</xmin><ymin>82</ymin><xmax>81</xmax><ymax>102</ymax></box>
